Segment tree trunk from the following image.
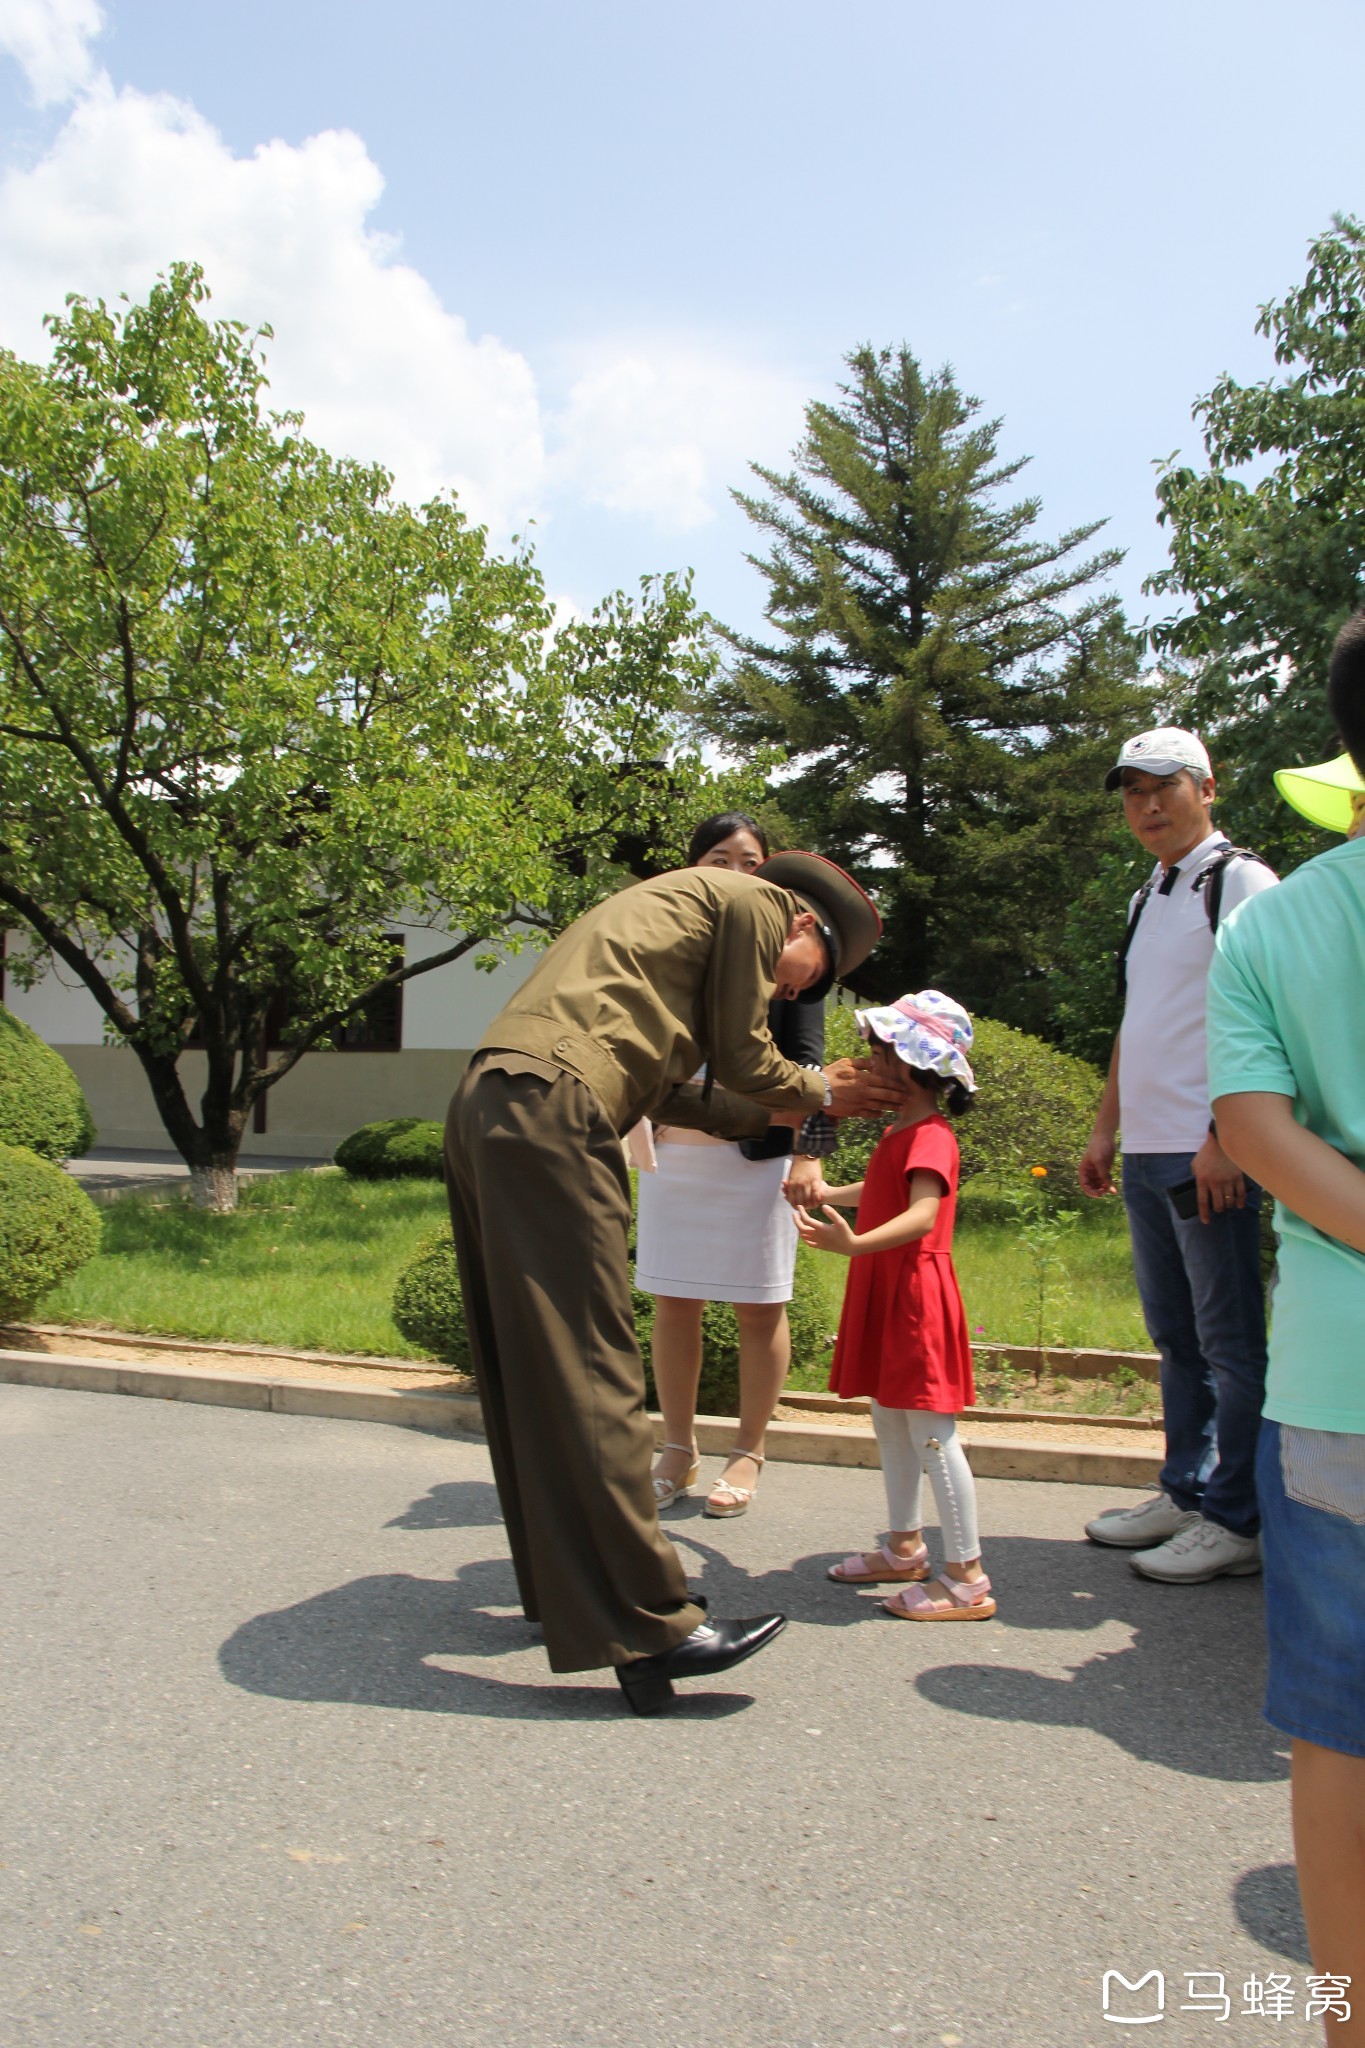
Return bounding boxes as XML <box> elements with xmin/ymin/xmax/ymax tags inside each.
<box><xmin>132</xmin><ymin>1046</ymin><xmax>246</xmax><ymax>1211</ymax></box>
<box><xmin>188</xmin><ymin>1157</ymin><xmax>240</xmax><ymax>1213</ymax></box>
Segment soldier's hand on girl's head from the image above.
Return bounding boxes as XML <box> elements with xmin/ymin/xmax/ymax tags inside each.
<box><xmin>823</xmin><ymin>1056</ymin><xmax>909</xmax><ymax>1120</ymax></box>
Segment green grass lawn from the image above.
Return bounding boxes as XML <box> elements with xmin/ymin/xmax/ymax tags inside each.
<box><xmin>42</xmin><ymin>1169</ymin><xmax>450</xmax><ymax>1357</ymax></box>
<box><xmin>952</xmin><ymin>1191</ymin><xmax>1151</xmax><ymax>1355</ymax></box>
<box><xmin>39</xmin><ymin>1168</ymin><xmax>1150</xmax><ymax>1377</ymax></box>
<box><xmin>790</xmin><ymin>1186</ymin><xmax>1149</xmax><ymax>1385</ymax></box>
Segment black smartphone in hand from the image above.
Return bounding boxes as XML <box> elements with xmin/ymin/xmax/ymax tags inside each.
<box><xmin>1167</xmin><ymin>1177</ymin><xmax>1200</xmax><ymax>1220</ymax></box>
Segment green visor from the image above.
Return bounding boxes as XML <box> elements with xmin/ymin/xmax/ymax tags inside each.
<box><xmin>1273</xmin><ymin>752</ymin><xmax>1365</xmax><ymax>835</ymax></box>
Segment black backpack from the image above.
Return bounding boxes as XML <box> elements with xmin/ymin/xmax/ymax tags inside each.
<box><xmin>1114</xmin><ymin>846</ymin><xmax>1275</xmax><ymax>1001</ymax></box>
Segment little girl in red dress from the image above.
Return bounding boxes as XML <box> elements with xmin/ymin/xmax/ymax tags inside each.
<box><xmin>795</xmin><ymin>991</ymin><xmax>995</xmax><ymax>1620</ymax></box>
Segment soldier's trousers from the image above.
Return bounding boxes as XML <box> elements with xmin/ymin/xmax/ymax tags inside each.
<box><xmin>444</xmin><ymin>1059</ymin><xmax>703</xmax><ymax>1673</ymax></box>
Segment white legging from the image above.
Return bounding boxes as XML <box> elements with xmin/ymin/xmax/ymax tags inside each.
<box><xmin>870</xmin><ymin>1402</ymin><xmax>980</xmax><ymax>1564</ymax></box>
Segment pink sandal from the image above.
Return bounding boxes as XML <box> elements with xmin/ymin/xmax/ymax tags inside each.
<box><xmin>882</xmin><ymin>1573</ymin><xmax>996</xmax><ymax>1621</ymax></box>
<box><xmin>827</xmin><ymin>1541</ymin><xmax>931</xmax><ymax>1585</ymax></box>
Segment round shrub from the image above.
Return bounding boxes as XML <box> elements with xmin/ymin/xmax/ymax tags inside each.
<box><xmin>392</xmin><ymin>1219</ymin><xmax>836</xmax><ymax>1416</ymax></box>
<box><xmin>0</xmin><ymin>1005</ymin><xmax>96</xmax><ymax>1162</ymax></box>
<box><xmin>335</xmin><ymin>1118</ymin><xmax>444</xmax><ymax>1180</ymax></box>
<box><xmin>0</xmin><ymin>1141</ymin><xmax>102</xmax><ymax>1321</ymax></box>
<box><xmin>636</xmin><ymin>1244</ymin><xmax>832</xmax><ymax>1417</ymax></box>
<box><xmin>822</xmin><ymin>1000</ymin><xmax>1103</xmax><ymax>1202</ymax></box>
<box><xmin>391</xmin><ymin>1228</ymin><xmax>470</xmax><ymax>1368</ymax></box>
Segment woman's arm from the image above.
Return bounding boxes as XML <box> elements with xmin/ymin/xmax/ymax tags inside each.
<box><xmin>795</xmin><ymin>1170</ymin><xmax>943</xmax><ymax>1257</ymax></box>
<box><xmin>778</xmin><ymin>991</ymin><xmax>826</xmax><ymax>1070</ymax></box>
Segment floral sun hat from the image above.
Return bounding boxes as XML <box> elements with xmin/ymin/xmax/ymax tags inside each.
<box><xmin>854</xmin><ymin>989</ymin><xmax>976</xmax><ymax>1093</ymax></box>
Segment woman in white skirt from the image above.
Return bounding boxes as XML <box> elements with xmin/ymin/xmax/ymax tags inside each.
<box><xmin>636</xmin><ymin>813</ymin><xmax>831</xmax><ymax>1517</ymax></box>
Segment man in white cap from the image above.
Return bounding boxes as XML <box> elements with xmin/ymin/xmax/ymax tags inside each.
<box><xmin>1079</xmin><ymin>728</ymin><xmax>1279</xmax><ymax>1581</ymax></box>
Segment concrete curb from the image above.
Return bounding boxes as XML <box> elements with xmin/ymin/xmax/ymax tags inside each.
<box><xmin>0</xmin><ymin>1346</ymin><xmax>1163</xmax><ymax>1487</ymax></box>
<box><xmin>4</xmin><ymin>1322</ymin><xmax>443</xmax><ymax>1375</ymax></box>
<box><xmin>0</xmin><ymin>1349</ymin><xmax>485</xmax><ymax>1436</ymax></box>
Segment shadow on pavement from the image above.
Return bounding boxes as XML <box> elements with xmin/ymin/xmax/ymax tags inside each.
<box><xmin>903</xmin><ymin>1533</ymin><xmax>1286</xmax><ymax>1783</ymax></box>
<box><xmin>384</xmin><ymin>1480</ymin><xmax>506</xmax><ymax>1530</ymax></box>
<box><xmin>218</xmin><ymin>1563</ymin><xmax>750</xmax><ymax>1721</ymax></box>
<box><xmin>1232</xmin><ymin>1864</ymin><xmax>1310</xmax><ymax>1963</ymax></box>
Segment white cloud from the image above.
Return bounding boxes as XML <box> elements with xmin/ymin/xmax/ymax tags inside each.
<box><xmin>0</xmin><ymin>0</ymin><xmax>101</xmax><ymax>105</ymax></box>
<box><xmin>0</xmin><ymin>25</ymin><xmax>805</xmax><ymax>544</ymax></box>
<box><xmin>549</xmin><ymin>343</ymin><xmax>806</xmax><ymax>532</ymax></box>
<box><xmin>0</xmin><ymin>79</ymin><xmax>545</xmax><ymax>528</ymax></box>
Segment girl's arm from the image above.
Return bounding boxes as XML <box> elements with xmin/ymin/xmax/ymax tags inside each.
<box><xmin>795</xmin><ymin>1170</ymin><xmax>944</xmax><ymax>1257</ymax></box>
<box><xmin>816</xmin><ymin>1180</ymin><xmax>864</xmax><ymax>1208</ymax></box>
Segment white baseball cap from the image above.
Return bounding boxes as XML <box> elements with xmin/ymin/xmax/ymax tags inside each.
<box><xmin>1104</xmin><ymin>727</ymin><xmax>1213</xmax><ymax>792</ymax></box>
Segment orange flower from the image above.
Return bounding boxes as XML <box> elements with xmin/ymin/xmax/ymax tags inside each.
<box><xmin>1030</xmin><ymin>1165</ymin><xmax>1048</xmax><ymax>1179</ymax></box>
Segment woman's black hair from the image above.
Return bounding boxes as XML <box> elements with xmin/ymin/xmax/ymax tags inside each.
<box><xmin>686</xmin><ymin>810</ymin><xmax>769</xmax><ymax>867</ymax></box>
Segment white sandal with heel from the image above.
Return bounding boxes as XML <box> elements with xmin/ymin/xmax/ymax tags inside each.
<box><xmin>704</xmin><ymin>1447</ymin><xmax>765</xmax><ymax>1519</ymax></box>
<box><xmin>652</xmin><ymin>1441</ymin><xmax>700</xmax><ymax>1508</ymax></box>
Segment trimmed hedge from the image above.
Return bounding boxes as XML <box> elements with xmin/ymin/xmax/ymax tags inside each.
<box><xmin>0</xmin><ymin>1005</ymin><xmax>96</xmax><ymax>1162</ymax></box>
<box><xmin>0</xmin><ymin>1141</ymin><xmax>102</xmax><ymax>1321</ymax></box>
<box><xmin>391</xmin><ymin>1229</ymin><xmax>471</xmax><ymax>1369</ymax></box>
<box><xmin>335</xmin><ymin>1118</ymin><xmax>444</xmax><ymax>1180</ymax></box>
<box><xmin>391</xmin><ymin>1221</ymin><xmax>836</xmax><ymax>1416</ymax></box>
<box><xmin>822</xmin><ymin>1001</ymin><xmax>1103</xmax><ymax>1202</ymax></box>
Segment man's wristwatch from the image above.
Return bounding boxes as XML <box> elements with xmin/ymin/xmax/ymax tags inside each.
<box><xmin>823</xmin><ymin>1079</ymin><xmax>834</xmax><ymax>1109</ymax></box>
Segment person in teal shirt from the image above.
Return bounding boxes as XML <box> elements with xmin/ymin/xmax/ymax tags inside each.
<box><xmin>1207</xmin><ymin>609</ymin><xmax>1365</xmax><ymax>2041</ymax></box>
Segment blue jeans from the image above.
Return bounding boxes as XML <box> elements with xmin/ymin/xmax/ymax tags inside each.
<box><xmin>1121</xmin><ymin>1152</ymin><xmax>1268</xmax><ymax>1536</ymax></box>
<box><xmin>1258</xmin><ymin>1420</ymin><xmax>1365</xmax><ymax>1756</ymax></box>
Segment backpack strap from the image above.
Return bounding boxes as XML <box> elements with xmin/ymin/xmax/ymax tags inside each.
<box><xmin>1191</xmin><ymin>846</ymin><xmax>1274</xmax><ymax>934</ymax></box>
<box><xmin>1114</xmin><ymin>876</ymin><xmax>1156</xmax><ymax>1002</ymax></box>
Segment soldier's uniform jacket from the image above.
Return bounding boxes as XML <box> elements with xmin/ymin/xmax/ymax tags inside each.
<box><xmin>476</xmin><ymin>866</ymin><xmax>828</xmax><ymax>1141</ymax></box>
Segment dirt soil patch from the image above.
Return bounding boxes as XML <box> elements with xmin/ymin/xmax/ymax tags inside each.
<box><xmin>1</xmin><ymin>1324</ymin><xmax>473</xmax><ymax>1397</ymax></box>
<box><xmin>5</xmin><ymin>1323</ymin><xmax>1165</xmax><ymax>1457</ymax></box>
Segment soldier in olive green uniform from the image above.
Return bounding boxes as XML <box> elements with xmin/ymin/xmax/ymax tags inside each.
<box><xmin>445</xmin><ymin>855</ymin><xmax>886</xmax><ymax>1710</ymax></box>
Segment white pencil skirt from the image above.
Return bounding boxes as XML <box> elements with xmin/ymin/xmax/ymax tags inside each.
<box><xmin>634</xmin><ymin>1140</ymin><xmax>797</xmax><ymax>1304</ymax></box>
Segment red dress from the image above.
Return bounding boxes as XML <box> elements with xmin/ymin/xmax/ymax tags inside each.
<box><xmin>828</xmin><ymin>1114</ymin><xmax>974</xmax><ymax>1412</ymax></box>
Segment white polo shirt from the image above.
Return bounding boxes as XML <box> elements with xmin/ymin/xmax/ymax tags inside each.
<box><xmin>1118</xmin><ymin>830</ymin><xmax>1279</xmax><ymax>1153</ymax></box>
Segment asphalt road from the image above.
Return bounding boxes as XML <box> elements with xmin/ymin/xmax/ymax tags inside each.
<box><xmin>0</xmin><ymin>1386</ymin><xmax>1310</xmax><ymax>2048</ymax></box>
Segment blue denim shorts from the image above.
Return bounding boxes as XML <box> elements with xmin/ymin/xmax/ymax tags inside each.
<box><xmin>1257</xmin><ymin>1418</ymin><xmax>1365</xmax><ymax>1758</ymax></box>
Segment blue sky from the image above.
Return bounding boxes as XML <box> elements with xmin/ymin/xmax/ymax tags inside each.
<box><xmin>1</xmin><ymin>0</ymin><xmax>1363</xmax><ymax>642</ymax></box>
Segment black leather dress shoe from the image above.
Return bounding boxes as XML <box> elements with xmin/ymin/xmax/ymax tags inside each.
<box><xmin>615</xmin><ymin>1613</ymin><xmax>786</xmax><ymax>1716</ymax></box>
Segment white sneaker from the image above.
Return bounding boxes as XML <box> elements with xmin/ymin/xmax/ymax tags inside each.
<box><xmin>1130</xmin><ymin>1515</ymin><xmax>1262</xmax><ymax>1584</ymax></box>
<box><xmin>1085</xmin><ymin>1492</ymin><xmax>1196</xmax><ymax>1549</ymax></box>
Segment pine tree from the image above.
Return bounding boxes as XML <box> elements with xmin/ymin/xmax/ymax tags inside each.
<box><xmin>704</xmin><ymin>345</ymin><xmax>1150</xmax><ymax>1029</ymax></box>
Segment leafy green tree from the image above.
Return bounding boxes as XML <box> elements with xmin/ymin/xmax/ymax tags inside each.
<box><xmin>0</xmin><ymin>267</ymin><xmax>729</xmax><ymax>1207</ymax></box>
<box><xmin>700</xmin><ymin>344</ymin><xmax>1150</xmax><ymax>1026</ymax></box>
<box><xmin>1149</xmin><ymin>214</ymin><xmax>1365</xmax><ymax>869</ymax></box>
<box><xmin>1047</xmin><ymin>835</ymin><xmax>1149</xmax><ymax>1068</ymax></box>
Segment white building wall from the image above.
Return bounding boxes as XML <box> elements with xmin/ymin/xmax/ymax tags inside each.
<box><xmin>4</xmin><ymin>947</ymin><xmax>113</xmax><ymax>1044</ymax></box>
<box><xmin>395</xmin><ymin>923</ymin><xmax>541</xmax><ymax>1049</ymax></box>
<box><xmin>2</xmin><ymin>922</ymin><xmax>546</xmax><ymax>1157</ymax></box>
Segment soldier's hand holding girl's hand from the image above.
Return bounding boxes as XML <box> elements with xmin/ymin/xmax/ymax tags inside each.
<box><xmin>783</xmin><ymin>1156</ymin><xmax>826</xmax><ymax>1209</ymax></box>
